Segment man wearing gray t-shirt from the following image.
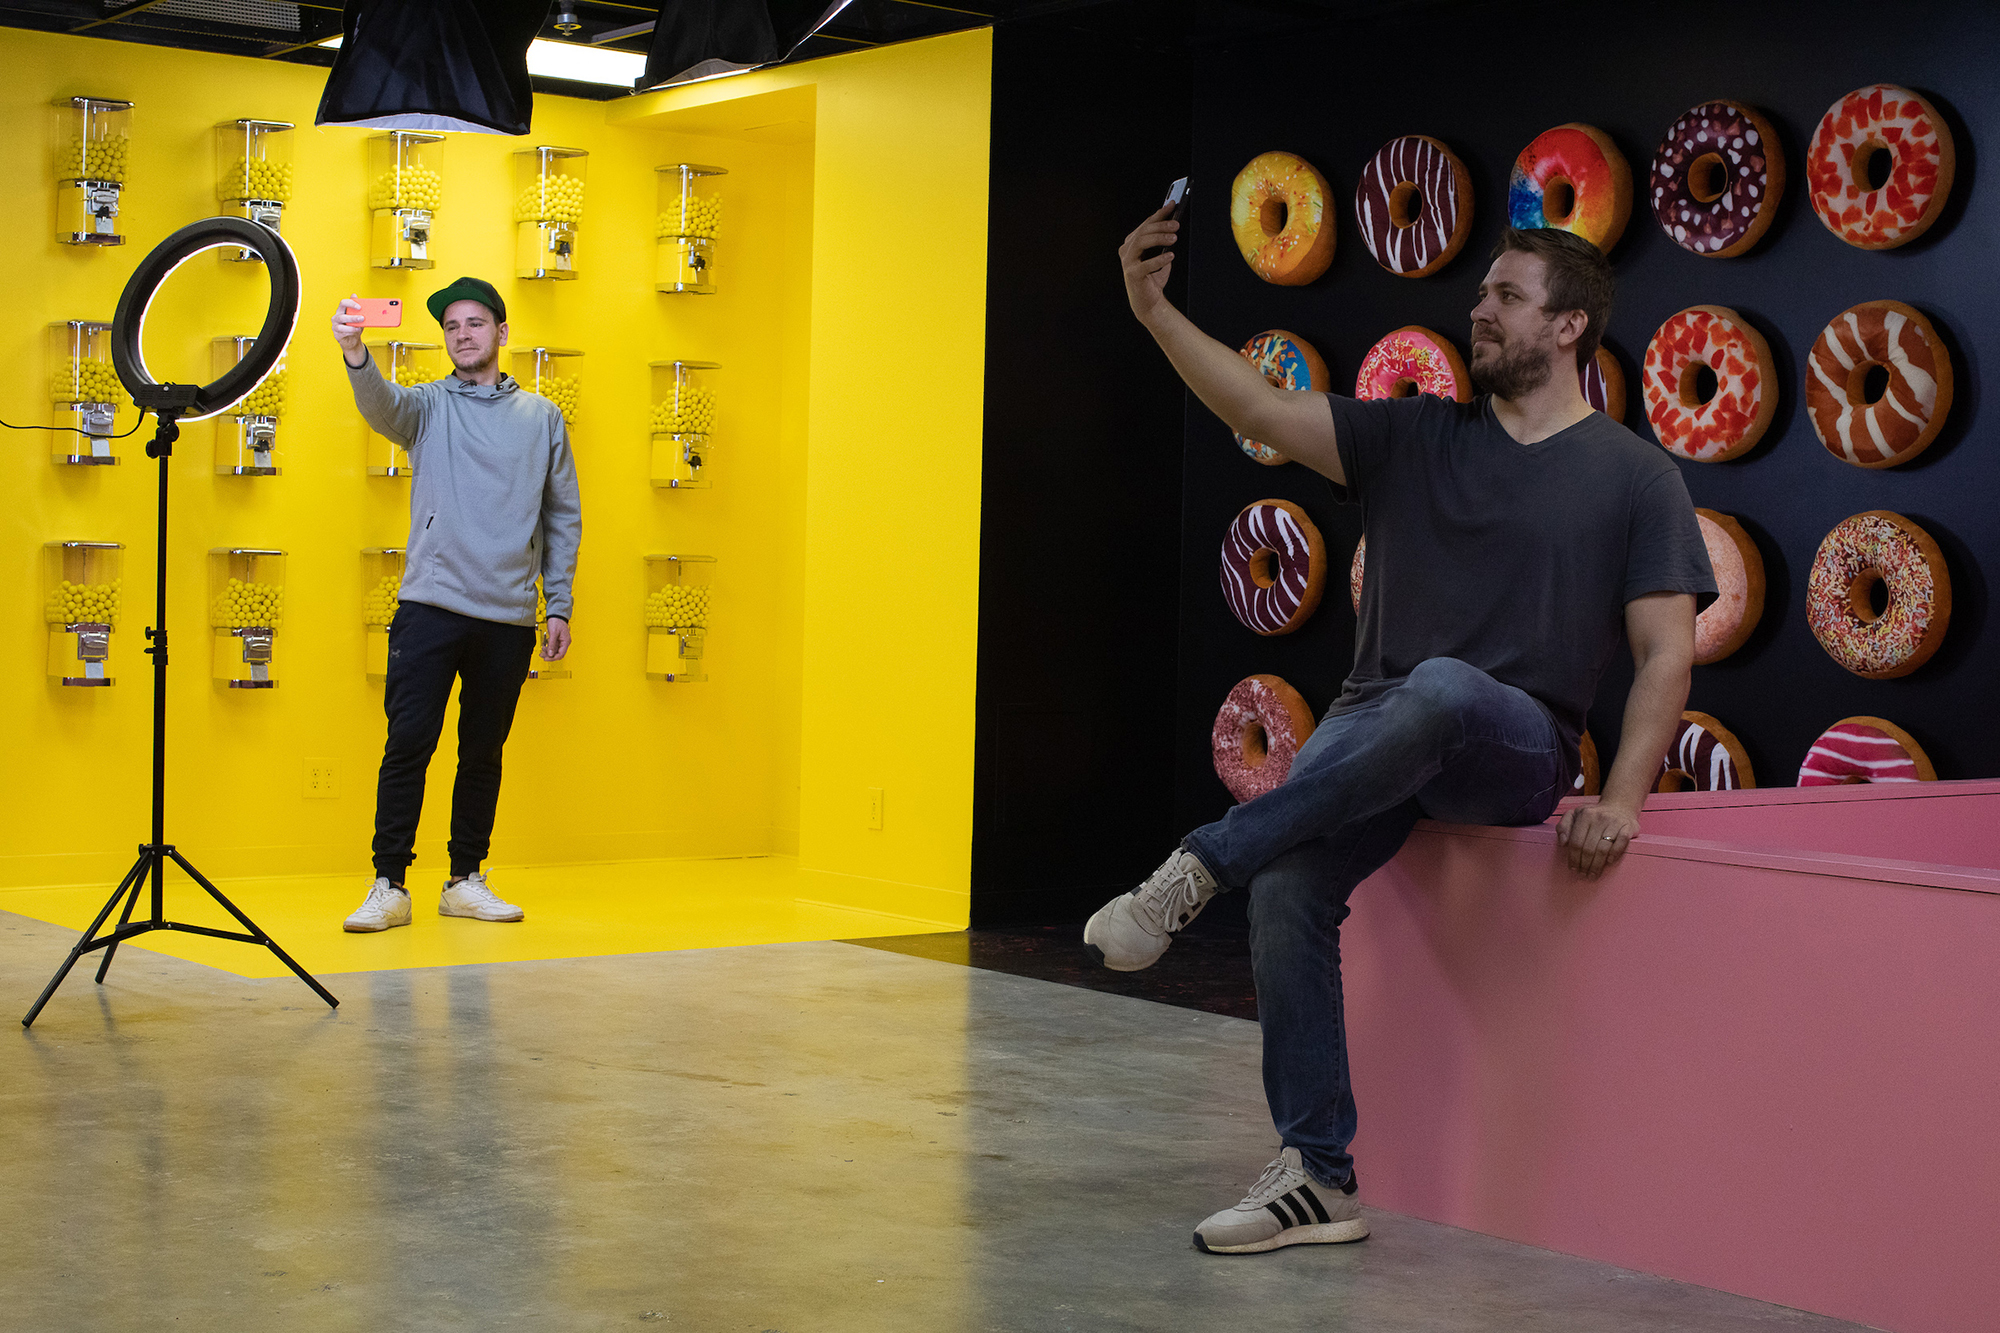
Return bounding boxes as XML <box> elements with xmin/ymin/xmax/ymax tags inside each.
<box><xmin>330</xmin><ymin>277</ymin><xmax>582</xmax><ymax>935</ymax></box>
<box><xmin>1090</xmin><ymin>217</ymin><xmax>1714</xmax><ymax>1254</ymax></box>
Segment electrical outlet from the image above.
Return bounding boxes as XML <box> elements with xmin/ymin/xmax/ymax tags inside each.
<box><xmin>866</xmin><ymin>787</ymin><xmax>884</xmax><ymax>831</ymax></box>
<box><xmin>304</xmin><ymin>758</ymin><xmax>339</xmax><ymax>800</ymax></box>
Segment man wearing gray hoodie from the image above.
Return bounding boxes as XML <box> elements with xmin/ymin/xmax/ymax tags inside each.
<box><xmin>331</xmin><ymin>277</ymin><xmax>582</xmax><ymax>933</ymax></box>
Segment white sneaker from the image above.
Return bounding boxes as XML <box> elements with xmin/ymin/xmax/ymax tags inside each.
<box><xmin>1082</xmin><ymin>848</ymin><xmax>1219</xmax><ymax>971</ymax></box>
<box><xmin>343</xmin><ymin>878</ymin><xmax>412</xmax><ymax>933</ymax></box>
<box><xmin>1194</xmin><ymin>1148</ymin><xmax>1368</xmax><ymax>1254</ymax></box>
<box><xmin>438</xmin><ymin>871</ymin><xmax>524</xmax><ymax>922</ymax></box>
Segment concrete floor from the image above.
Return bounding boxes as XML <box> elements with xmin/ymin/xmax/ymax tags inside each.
<box><xmin>1</xmin><ymin>909</ymin><xmax>1874</xmax><ymax>1332</ymax></box>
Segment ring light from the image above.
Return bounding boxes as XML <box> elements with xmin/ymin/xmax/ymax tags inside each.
<box><xmin>111</xmin><ymin>216</ymin><xmax>302</xmax><ymax>423</ymax></box>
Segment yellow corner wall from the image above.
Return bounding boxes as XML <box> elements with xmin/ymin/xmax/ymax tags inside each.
<box><xmin>3</xmin><ymin>26</ymin><xmax>989</xmax><ymax>930</ymax></box>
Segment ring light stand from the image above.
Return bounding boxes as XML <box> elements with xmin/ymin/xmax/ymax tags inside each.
<box><xmin>24</xmin><ymin>217</ymin><xmax>336</xmax><ymax>1027</ymax></box>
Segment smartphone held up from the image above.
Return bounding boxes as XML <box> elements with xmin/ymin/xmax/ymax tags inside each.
<box><xmin>1141</xmin><ymin>177</ymin><xmax>1189</xmax><ymax>261</ymax></box>
<box><xmin>354</xmin><ymin>297</ymin><xmax>402</xmax><ymax>328</ymax></box>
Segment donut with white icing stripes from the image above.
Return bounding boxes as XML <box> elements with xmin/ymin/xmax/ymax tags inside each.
<box><xmin>1658</xmin><ymin>710</ymin><xmax>1755</xmax><ymax>791</ymax></box>
<box><xmin>1354</xmin><ymin>135</ymin><xmax>1472</xmax><ymax>278</ymax></box>
<box><xmin>1580</xmin><ymin>346</ymin><xmax>1626</xmax><ymax>421</ymax></box>
<box><xmin>1804</xmin><ymin>300</ymin><xmax>1953</xmax><ymax>469</ymax></box>
<box><xmin>1220</xmin><ymin>499</ymin><xmax>1326</xmax><ymax>636</ymax></box>
<box><xmin>1797</xmin><ymin>716</ymin><xmax>1935</xmax><ymax>785</ymax></box>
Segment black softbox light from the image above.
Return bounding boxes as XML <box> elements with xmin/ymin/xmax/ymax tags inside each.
<box><xmin>640</xmin><ymin>0</ymin><xmax>854</xmax><ymax>89</ymax></box>
<box><xmin>316</xmin><ymin>0</ymin><xmax>549</xmax><ymax>136</ymax></box>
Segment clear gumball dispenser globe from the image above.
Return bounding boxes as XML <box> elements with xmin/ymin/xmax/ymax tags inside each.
<box><xmin>43</xmin><ymin>541</ymin><xmax>124</xmax><ymax>687</ymax></box>
<box><xmin>209</xmin><ymin>548</ymin><xmax>286</xmax><ymax>689</ymax></box>
<box><xmin>649</xmin><ymin>360</ymin><xmax>719</xmax><ymax>489</ymax></box>
<box><xmin>644</xmin><ymin>554</ymin><xmax>715</xmax><ymax>682</ymax></box>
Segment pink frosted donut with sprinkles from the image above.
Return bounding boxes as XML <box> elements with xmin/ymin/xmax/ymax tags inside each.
<box><xmin>1213</xmin><ymin>674</ymin><xmax>1317</xmax><ymax>803</ymax></box>
<box><xmin>1807</xmin><ymin>84</ymin><xmax>1955</xmax><ymax>250</ymax></box>
<box><xmin>1658</xmin><ymin>711</ymin><xmax>1755</xmax><ymax>791</ymax></box>
<box><xmin>1354</xmin><ymin>135</ymin><xmax>1473</xmax><ymax>278</ymax></box>
<box><xmin>1356</xmin><ymin>325</ymin><xmax>1470</xmax><ymax>401</ymax></box>
<box><xmin>1798</xmin><ymin>716</ymin><xmax>1936</xmax><ymax>785</ymax></box>
<box><xmin>1220</xmin><ymin>499</ymin><xmax>1326</xmax><ymax>636</ymax></box>
<box><xmin>1650</xmin><ymin>100</ymin><xmax>1785</xmax><ymax>257</ymax></box>
<box><xmin>1806</xmin><ymin>510</ymin><xmax>1951</xmax><ymax>679</ymax></box>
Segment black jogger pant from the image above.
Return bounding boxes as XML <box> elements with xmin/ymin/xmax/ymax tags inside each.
<box><xmin>372</xmin><ymin>600</ymin><xmax>536</xmax><ymax>882</ymax></box>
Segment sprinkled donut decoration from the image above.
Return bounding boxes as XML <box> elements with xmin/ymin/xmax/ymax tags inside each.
<box><xmin>1508</xmin><ymin>123</ymin><xmax>1633</xmax><ymax>253</ymax></box>
<box><xmin>1220</xmin><ymin>499</ymin><xmax>1327</xmax><ymax>636</ymax></box>
<box><xmin>1806</xmin><ymin>510</ymin><xmax>1950</xmax><ymax>679</ymax></box>
<box><xmin>1580</xmin><ymin>346</ymin><xmax>1626</xmax><ymax>421</ymax></box>
<box><xmin>1349</xmin><ymin>535</ymin><xmax>1365</xmax><ymax>614</ymax></box>
<box><xmin>1356</xmin><ymin>326</ymin><xmax>1470</xmax><ymax>402</ymax></box>
<box><xmin>1659</xmin><ymin>711</ymin><xmax>1755</xmax><ymax>792</ymax></box>
<box><xmin>1694</xmin><ymin>509</ymin><xmax>1765</xmax><ymax>665</ymax></box>
<box><xmin>1572</xmin><ymin>732</ymin><xmax>1601</xmax><ymax>797</ymax></box>
<box><xmin>1354</xmin><ymin>135</ymin><xmax>1473</xmax><ymax>278</ymax></box>
<box><xmin>1641</xmin><ymin>305</ymin><xmax>1777</xmax><ymax>462</ymax></box>
<box><xmin>1234</xmin><ymin>329</ymin><xmax>1329</xmax><ymax>466</ymax></box>
<box><xmin>1230</xmin><ymin>151</ymin><xmax>1337</xmax><ymax>285</ymax></box>
<box><xmin>1807</xmin><ymin>85</ymin><xmax>1955</xmax><ymax>250</ymax></box>
<box><xmin>1649</xmin><ymin>100</ymin><xmax>1785</xmax><ymax>257</ymax></box>
<box><xmin>1213</xmin><ymin>674</ymin><xmax>1317</xmax><ymax>803</ymax></box>
<box><xmin>1804</xmin><ymin>300</ymin><xmax>1953</xmax><ymax>469</ymax></box>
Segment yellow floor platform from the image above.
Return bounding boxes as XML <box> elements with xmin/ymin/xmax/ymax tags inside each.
<box><xmin>0</xmin><ymin>856</ymin><xmax>958</xmax><ymax>980</ymax></box>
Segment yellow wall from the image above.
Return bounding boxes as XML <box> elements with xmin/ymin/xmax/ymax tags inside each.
<box><xmin>2</xmin><ymin>27</ymin><xmax>989</xmax><ymax>928</ymax></box>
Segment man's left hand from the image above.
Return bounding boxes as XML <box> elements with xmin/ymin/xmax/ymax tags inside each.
<box><xmin>1557</xmin><ymin>799</ymin><xmax>1641</xmax><ymax>879</ymax></box>
<box><xmin>542</xmin><ymin>616</ymin><xmax>571</xmax><ymax>660</ymax></box>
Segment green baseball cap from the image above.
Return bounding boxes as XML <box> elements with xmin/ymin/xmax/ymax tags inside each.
<box><xmin>427</xmin><ymin>276</ymin><xmax>506</xmax><ymax>326</ymax></box>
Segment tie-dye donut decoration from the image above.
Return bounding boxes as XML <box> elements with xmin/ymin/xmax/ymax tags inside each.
<box><xmin>1807</xmin><ymin>511</ymin><xmax>1951</xmax><ymax>679</ymax></box>
<box><xmin>1349</xmin><ymin>535</ymin><xmax>1365</xmax><ymax>614</ymax></box>
<box><xmin>1798</xmin><ymin>716</ymin><xmax>1936</xmax><ymax>786</ymax></box>
<box><xmin>1220</xmin><ymin>499</ymin><xmax>1326</xmax><ymax>636</ymax></box>
<box><xmin>1649</xmin><ymin>99</ymin><xmax>1786</xmax><ymax>258</ymax></box>
<box><xmin>1233</xmin><ymin>329</ymin><xmax>1329</xmax><ymax>466</ymax></box>
<box><xmin>1213</xmin><ymin>674</ymin><xmax>1317</xmax><ymax>803</ymax></box>
<box><xmin>1807</xmin><ymin>85</ymin><xmax>1956</xmax><ymax>250</ymax></box>
<box><xmin>1641</xmin><ymin>305</ymin><xmax>1777</xmax><ymax>462</ymax></box>
<box><xmin>1571</xmin><ymin>731</ymin><xmax>1601</xmax><ymax>797</ymax></box>
<box><xmin>1804</xmin><ymin>300</ymin><xmax>1953</xmax><ymax>469</ymax></box>
<box><xmin>1507</xmin><ymin>123</ymin><xmax>1633</xmax><ymax>253</ymax></box>
<box><xmin>1580</xmin><ymin>346</ymin><xmax>1626</xmax><ymax>421</ymax></box>
<box><xmin>1694</xmin><ymin>509</ymin><xmax>1765</xmax><ymax>665</ymax></box>
<box><xmin>1659</xmin><ymin>711</ymin><xmax>1755</xmax><ymax>792</ymax></box>
<box><xmin>1354</xmin><ymin>135</ymin><xmax>1473</xmax><ymax>278</ymax></box>
<box><xmin>1356</xmin><ymin>326</ymin><xmax>1470</xmax><ymax>402</ymax></box>
<box><xmin>1229</xmin><ymin>151</ymin><xmax>1337</xmax><ymax>285</ymax></box>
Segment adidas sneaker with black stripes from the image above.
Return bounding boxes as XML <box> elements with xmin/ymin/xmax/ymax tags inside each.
<box><xmin>1193</xmin><ymin>1147</ymin><xmax>1369</xmax><ymax>1254</ymax></box>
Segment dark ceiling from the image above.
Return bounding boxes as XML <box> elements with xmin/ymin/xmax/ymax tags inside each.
<box><xmin>0</xmin><ymin>0</ymin><xmax>1387</xmax><ymax>102</ymax></box>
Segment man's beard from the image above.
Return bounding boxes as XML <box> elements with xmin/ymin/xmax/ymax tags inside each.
<box><xmin>1470</xmin><ymin>330</ymin><xmax>1556</xmax><ymax>401</ymax></box>
<box><xmin>451</xmin><ymin>344</ymin><xmax>496</xmax><ymax>374</ymax></box>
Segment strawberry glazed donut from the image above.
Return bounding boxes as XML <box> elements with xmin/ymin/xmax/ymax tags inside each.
<box><xmin>1807</xmin><ymin>511</ymin><xmax>1951</xmax><ymax>679</ymax></box>
<box><xmin>1213</xmin><ymin>674</ymin><xmax>1317</xmax><ymax>803</ymax></box>
<box><xmin>1641</xmin><ymin>305</ymin><xmax>1777</xmax><ymax>462</ymax></box>
<box><xmin>1659</xmin><ymin>711</ymin><xmax>1755</xmax><ymax>792</ymax></box>
<box><xmin>1804</xmin><ymin>299</ymin><xmax>1954</xmax><ymax>469</ymax></box>
<box><xmin>1219</xmin><ymin>499</ymin><xmax>1327</xmax><ymax>636</ymax></box>
<box><xmin>1234</xmin><ymin>329</ymin><xmax>1328</xmax><ymax>466</ymax></box>
<box><xmin>1807</xmin><ymin>85</ymin><xmax>1956</xmax><ymax>250</ymax></box>
<box><xmin>1694</xmin><ymin>509</ymin><xmax>1765</xmax><ymax>664</ymax></box>
<box><xmin>1798</xmin><ymin>716</ymin><xmax>1936</xmax><ymax>785</ymax></box>
<box><xmin>1649</xmin><ymin>99</ymin><xmax>1786</xmax><ymax>258</ymax></box>
<box><xmin>1230</xmin><ymin>151</ymin><xmax>1337</xmax><ymax>285</ymax></box>
<box><xmin>1507</xmin><ymin>123</ymin><xmax>1633</xmax><ymax>253</ymax></box>
<box><xmin>1353</xmin><ymin>135</ymin><xmax>1473</xmax><ymax>278</ymax></box>
<box><xmin>1580</xmin><ymin>346</ymin><xmax>1626</xmax><ymax>421</ymax></box>
<box><xmin>1355</xmin><ymin>326</ymin><xmax>1469</xmax><ymax>401</ymax></box>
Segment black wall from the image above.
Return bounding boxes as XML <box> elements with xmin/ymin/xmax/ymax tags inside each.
<box><xmin>1173</xmin><ymin>0</ymin><xmax>1999</xmax><ymax>835</ymax></box>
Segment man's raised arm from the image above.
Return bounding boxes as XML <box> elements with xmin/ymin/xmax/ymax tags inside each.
<box><xmin>331</xmin><ymin>295</ymin><xmax>425</xmax><ymax>448</ymax></box>
<box><xmin>1120</xmin><ymin>206</ymin><xmax>1344</xmax><ymax>486</ymax></box>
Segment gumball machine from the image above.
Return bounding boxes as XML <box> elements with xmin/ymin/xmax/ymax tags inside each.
<box><xmin>213</xmin><ymin>336</ymin><xmax>288</xmax><ymax>475</ymax></box>
<box><xmin>361</xmin><ymin>547</ymin><xmax>403</xmax><ymax>680</ymax></box>
<box><xmin>53</xmin><ymin>97</ymin><xmax>131</xmax><ymax>246</ymax></box>
<box><xmin>649</xmin><ymin>360</ymin><xmax>718</xmax><ymax>489</ymax></box>
<box><xmin>214</xmin><ymin>119</ymin><xmax>294</xmax><ymax>259</ymax></box>
<box><xmin>655</xmin><ymin>163</ymin><xmax>726</xmax><ymax>294</ymax></box>
<box><xmin>364</xmin><ymin>340</ymin><xmax>440</xmax><ymax>475</ymax></box>
<box><xmin>47</xmin><ymin>320</ymin><xmax>127</xmax><ymax>466</ymax></box>
<box><xmin>514</xmin><ymin>146</ymin><xmax>587</xmax><ymax>280</ymax></box>
<box><xmin>512</xmin><ymin>347</ymin><xmax>582</xmax><ymax>430</ymax></box>
<box><xmin>209</xmin><ymin>548</ymin><xmax>285</xmax><ymax>689</ymax></box>
<box><xmin>527</xmin><ymin>580</ymin><xmax>570</xmax><ymax>681</ymax></box>
<box><xmin>367</xmin><ymin>130</ymin><xmax>444</xmax><ymax>269</ymax></box>
<box><xmin>43</xmin><ymin>541</ymin><xmax>124</xmax><ymax>687</ymax></box>
<box><xmin>644</xmin><ymin>554</ymin><xmax>714</xmax><ymax>682</ymax></box>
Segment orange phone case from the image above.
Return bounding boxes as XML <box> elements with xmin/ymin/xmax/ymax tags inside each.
<box><xmin>356</xmin><ymin>297</ymin><xmax>403</xmax><ymax>328</ymax></box>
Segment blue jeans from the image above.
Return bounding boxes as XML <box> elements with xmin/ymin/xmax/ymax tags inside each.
<box><xmin>1181</xmin><ymin>658</ymin><xmax>1565</xmax><ymax>1188</ymax></box>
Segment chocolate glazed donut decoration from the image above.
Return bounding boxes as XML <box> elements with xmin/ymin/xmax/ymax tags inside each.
<box><xmin>1650</xmin><ymin>100</ymin><xmax>1786</xmax><ymax>257</ymax></box>
<box><xmin>1220</xmin><ymin>499</ymin><xmax>1327</xmax><ymax>636</ymax></box>
<box><xmin>1354</xmin><ymin>135</ymin><xmax>1473</xmax><ymax>278</ymax></box>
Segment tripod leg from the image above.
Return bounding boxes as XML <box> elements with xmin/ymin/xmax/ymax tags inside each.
<box><xmin>94</xmin><ymin>867</ymin><xmax>149</xmax><ymax>984</ymax></box>
<box><xmin>24</xmin><ymin>850</ymin><xmax>153</xmax><ymax>1028</ymax></box>
<box><xmin>168</xmin><ymin>849</ymin><xmax>339</xmax><ymax>1012</ymax></box>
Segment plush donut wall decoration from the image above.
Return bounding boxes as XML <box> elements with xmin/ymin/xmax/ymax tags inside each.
<box><xmin>1234</xmin><ymin>329</ymin><xmax>1329</xmax><ymax>466</ymax></box>
<box><xmin>1659</xmin><ymin>711</ymin><xmax>1756</xmax><ymax>791</ymax></box>
<box><xmin>1349</xmin><ymin>535</ymin><xmax>1365</xmax><ymax>614</ymax></box>
<box><xmin>1571</xmin><ymin>732</ymin><xmax>1601</xmax><ymax>797</ymax></box>
<box><xmin>1220</xmin><ymin>499</ymin><xmax>1327</xmax><ymax>636</ymax></box>
<box><xmin>1354</xmin><ymin>135</ymin><xmax>1473</xmax><ymax>278</ymax></box>
<box><xmin>1798</xmin><ymin>716</ymin><xmax>1936</xmax><ymax>786</ymax></box>
<box><xmin>1355</xmin><ymin>326</ymin><xmax>1470</xmax><ymax>402</ymax></box>
<box><xmin>1641</xmin><ymin>305</ymin><xmax>1777</xmax><ymax>462</ymax></box>
<box><xmin>1804</xmin><ymin>300</ymin><xmax>1953</xmax><ymax>469</ymax></box>
<box><xmin>1694</xmin><ymin>509</ymin><xmax>1765</xmax><ymax>665</ymax></box>
<box><xmin>1508</xmin><ymin>123</ymin><xmax>1633</xmax><ymax>253</ymax></box>
<box><xmin>1580</xmin><ymin>346</ymin><xmax>1626</xmax><ymax>421</ymax></box>
<box><xmin>1213</xmin><ymin>674</ymin><xmax>1317</xmax><ymax>803</ymax></box>
<box><xmin>1807</xmin><ymin>511</ymin><xmax>1951</xmax><ymax>679</ymax></box>
<box><xmin>1807</xmin><ymin>84</ymin><xmax>1955</xmax><ymax>250</ymax></box>
<box><xmin>1649</xmin><ymin>100</ymin><xmax>1786</xmax><ymax>257</ymax></box>
<box><xmin>1230</xmin><ymin>151</ymin><xmax>1337</xmax><ymax>285</ymax></box>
